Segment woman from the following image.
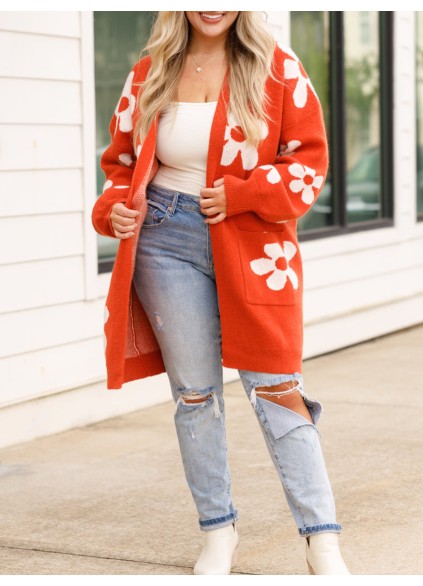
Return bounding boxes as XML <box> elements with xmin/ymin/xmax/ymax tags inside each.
<box><xmin>91</xmin><ymin>11</ymin><xmax>350</xmax><ymax>575</ymax></box>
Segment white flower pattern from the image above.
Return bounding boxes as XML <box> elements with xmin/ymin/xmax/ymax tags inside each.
<box><xmin>250</xmin><ymin>242</ymin><xmax>299</xmax><ymax>291</ymax></box>
<box><xmin>278</xmin><ymin>140</ymin><xmax>302</xmax><ymax>157</ymax></box>
<box><xmin>118</xmin><ymin>153</ymin><xmax>135</xmax><ymax>167</ymax></box>
<box><xmin>288</xmin><ymin>163</ymin><xmax>324</xmax><ymax>205</ymax></box>
<box><xmin>220</xmin><ymin>111</ymin><xmax>268</xmax><ymax>170</ymax></box>
<box><xmin>259</xmin><ymin>165</ymin><xmax>281</xmax><ymax>184</ymax></box>
<box><xmin>284</xmin><ymin>52</ymin><xmax>316</xmax><ymax>108</ymax></box>
<box><xmin>102</xmin><ymin>179</ymin><xmax>130</xmax><ymax>193</ymax></box>
<box><xmin>114</xmin><ymin>71</ymin><xmax>136</xmax><ymax>135</ymax></box>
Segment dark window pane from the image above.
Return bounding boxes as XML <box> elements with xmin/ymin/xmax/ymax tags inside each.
<box><xmin>417</xmin><ymin>12</ymin><xmax>423</xmax><ymax>217</ymax></box>
<box><xmin>344</xmin><ymin>12</ymin><xmax>382</xmax><ymax>224</ymax></box>
<box><xmin>291</xmin><ymin>12</ymin><xmax>332</xmax><ymax>231</ymax></box>
<box><xmin>94</xmin><ymin>11</ymin><xmax>155</xmax><ymax>262</ymax></box>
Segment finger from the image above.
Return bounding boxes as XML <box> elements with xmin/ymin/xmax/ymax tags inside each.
<box><xmin>114</xmin><ymin>222</ymin><xmax>137</xmax><ymax>232</ymax></box>
<box><xmin>112</xmin><ymin>214</ymin><xmax>138</xmax><ymax>227</ymax></box>
<box><xmin>213</xmin><ymin>177</ymin><xmax>224</xmax><ymax>187</ymax></box>
<box><xmin>200</xmin><ymin>194</ymin><xmax>223</xmax><ymax>207</ymax></box>
<box><xmin>114</xmin><ymin>231</ymin><xmax>135</xmax><ymax>239</ymax></box>
<box><xmin>200</xmin><ymin>198</ymin><xmax>217</xmax><ymax>210</ymax></box>
<box><xmin>114</xmin><ymin>204</ymin><xmax>140</xmax><ymax>218</ymax></box>
<box><xmin>201</xmin><ymin>206</ymin><xmax>221</xmax><ymax>216</ymax></box>
<box><xmin>199</xmin><ymin>187</ymin><xmax>217</xmax><ymax>198</ymax></box>
<box><xmin>114</xmin><ymin>228</ymin><xmax>135</xmax><ymax>239</ymax></box>
<box><xmin>204</xmin><ymin>212</ymin><xmax>226</xmax><ymax>224</ymax></box>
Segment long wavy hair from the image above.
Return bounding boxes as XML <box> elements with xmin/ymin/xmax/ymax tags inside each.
<box><xmin>133</xmin><ymin>11</ymin><xmax>279</xmax><ymax>151</ymax></box>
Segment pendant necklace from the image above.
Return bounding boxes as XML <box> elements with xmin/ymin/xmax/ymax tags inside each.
<box><xmin>190</xmin><ymin>53</ymin><xmax>219</xmax><ymax>73</ymax></box>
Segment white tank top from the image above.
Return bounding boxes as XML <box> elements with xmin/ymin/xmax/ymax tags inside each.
<box><xmin>150</xmin><ymin>101</ymin><xmax>218</xmax><ymax>197</ymax></box>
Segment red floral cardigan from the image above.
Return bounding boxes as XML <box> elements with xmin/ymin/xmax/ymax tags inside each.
<box><xmin>91</xmin><ymin>42</ymin><xmax>329</xmax><ymax>390</ymax></box>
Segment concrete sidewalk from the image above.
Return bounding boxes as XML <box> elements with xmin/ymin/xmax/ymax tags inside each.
<box><xmin>0</xmin><ymin>325</ymin><xmax>422</xmax><ymax>575</ymax></box>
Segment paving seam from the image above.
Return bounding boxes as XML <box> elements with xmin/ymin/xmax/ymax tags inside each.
<box><xmin>0</xmin><ymin>544</ymin><xmax>254</xmax><ymax>575</ymax></box>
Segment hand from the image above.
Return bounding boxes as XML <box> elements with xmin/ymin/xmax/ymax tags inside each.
<box><xmin>200</xmin><ymin>177</ymin><xmax>227</xmax><ymax>224</ymax></box>
<box><xmin>110</xmin><ymin>202</ymin><xmax>140</xmax><ymax>239</ymax></box>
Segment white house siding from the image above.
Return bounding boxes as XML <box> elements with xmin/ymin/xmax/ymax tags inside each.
<box><xmin>0</xmin><ymin>11</ymin><xmax>422</xmax><ymax>449</ymax></box>
<box><xmin>0</xmin><ymin>12</ymin><xmax>172</xmax><ymax>449</ymax></box>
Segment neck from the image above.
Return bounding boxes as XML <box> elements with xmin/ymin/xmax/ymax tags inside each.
<box><xmin>188</xmin><ymin>31</ymin><xmax>228</xmax><ymax>57</ymax></box>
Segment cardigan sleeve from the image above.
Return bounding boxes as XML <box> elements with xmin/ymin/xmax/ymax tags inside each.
<box><xmin>223</xmin><ymin>50</ymin><xmax>329</xmax><ymax>223</ymax></box>
<box><xmin>91</xmin><ymin>60</ymin><xmax>144</xmax><ymax>238</ymax></box>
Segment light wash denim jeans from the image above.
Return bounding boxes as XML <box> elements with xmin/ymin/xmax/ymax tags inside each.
<box><xmin>132</xmin><ymin>183</ymin><xmax>342</xmax><ymax>537</ymax></box>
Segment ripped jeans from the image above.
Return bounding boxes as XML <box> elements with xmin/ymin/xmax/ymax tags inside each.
<box><xmin>132</xmin><ymin>183</ymin><xmax>342</xmax><ymax>537</ymax></box>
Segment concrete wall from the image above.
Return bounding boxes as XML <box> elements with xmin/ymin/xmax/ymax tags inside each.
<box><xmin>0</xmin><ymin>11</ymin><xmax>421</xmax><ymax>449</ymax></box>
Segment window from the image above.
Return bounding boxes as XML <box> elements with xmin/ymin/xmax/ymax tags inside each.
<box><xmin>94</xmin><ymin>11</ymin><xmax>155</xmax><ymax>273</ymax></box>
<box><xmin>291</xmin><ymin>12</ymin><xmax>394</xmax><ymax>237</ymax></box>
<box><xmin>417</xmin><ymin>12</ymin><xmax>423</xmax><ymax>219</ymax></box>
<box><xmin>359</xmin><ymin>12</ymin><xmax>371</xmax><ymax>45</ymax></box>
<box><xmin>290</xmin><ymin>12</ymin><xmax>332</xmax><ymax>230</ymax></box>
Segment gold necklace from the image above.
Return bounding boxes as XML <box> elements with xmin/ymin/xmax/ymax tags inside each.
<box><xmin>189</xmin><ymin>52</ymin><xmax>221</xmax><ymax>73</ymax></box>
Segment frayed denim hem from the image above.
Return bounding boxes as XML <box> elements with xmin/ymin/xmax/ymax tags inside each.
<box><xmin>298</xmin><ymin>523</ymin><xmax>342</xmax><ymax>536</ymax></box>
<box><xmin>199</xmin><ymin>511</ymin><xmax>238</xmax><ymax>531</ymax></box>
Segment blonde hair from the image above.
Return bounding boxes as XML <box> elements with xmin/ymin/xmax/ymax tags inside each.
<box><xmin>133</xmin><ymin>11</ymin><xmax>279</xmax><ymax>151</ymax></box>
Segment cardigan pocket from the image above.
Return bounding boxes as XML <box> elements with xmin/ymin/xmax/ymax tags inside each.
<box><xmin>237</xmin><ymin>229</ymin><xmax>302</xmax><ymax>306</ymax></box>
<box><xmin>142</xmin><ymin>198</ymin><xmax>171</xmax><ymax>228</ymax></box>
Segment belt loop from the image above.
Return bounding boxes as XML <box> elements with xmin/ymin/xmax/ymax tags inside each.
<box><xmin>168</xmin><ymin>192</ymin><xmax>178</xmax><ymax>216</ymax></box>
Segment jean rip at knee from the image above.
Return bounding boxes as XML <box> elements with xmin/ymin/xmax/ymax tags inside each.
<box><xmin>249</xmin><ymin>377</ymin><xmax>303</xmax><ymax>409</ymax></box>
<box><xmin>174</xmin><ymin>386</ymin><xmax>222</xmax><ymax>419</ymax></box>
<box><xmin>247</xmin><ymin>375</ymin><xmax>323</xmax><ymax>441</ymax></box>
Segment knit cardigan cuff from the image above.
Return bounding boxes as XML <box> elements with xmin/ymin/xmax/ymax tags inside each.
<box><xmin>224</xmin><ymin>173</ymin><xmax>262</xmax><ymax>218</ymax></box>
<box><xmin>91</xmin><ymin>191</ymin><xmax>129</xmax><ymax>238</ymax></box>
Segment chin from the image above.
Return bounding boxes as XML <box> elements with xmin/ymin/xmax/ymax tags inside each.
<box><xmin>186</xmin><ymin>11</ymin><xmax>238</xmax><ymax>35</ymax></box>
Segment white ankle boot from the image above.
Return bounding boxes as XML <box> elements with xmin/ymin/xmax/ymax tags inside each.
<box><xmin>305</xmin><ymin>532</ymin><xmax>350</xmax><ymax>575</ymax></box>
<box><xmin>193</xmin><ymin>522</ymin><xmax>239</xmax><ymax>575</ymax></box>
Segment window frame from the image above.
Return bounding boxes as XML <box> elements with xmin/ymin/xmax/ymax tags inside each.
<box><xmin>299</xmin><ymin>11</ymin><xmax>394</xmax><ymax>243</ymax></box>
<box><xmin>417</xmin><ymin>12</ymin><xmax>423</xmax><ymax>223</ymax></box>
<box><xmin>99</xmin><ymin>257</ymin><xmax>116</xmax><ymax>274</ymax></box>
